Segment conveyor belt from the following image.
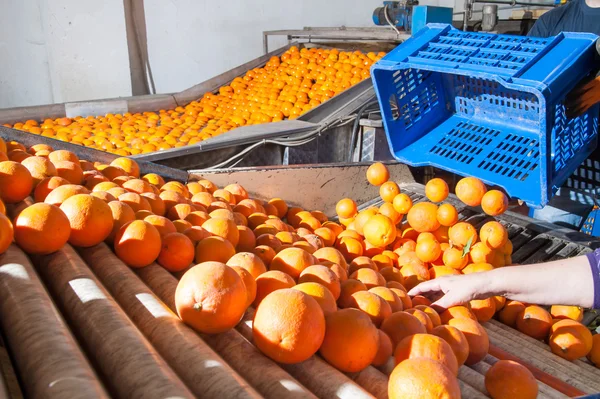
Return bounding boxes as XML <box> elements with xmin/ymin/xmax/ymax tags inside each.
<box><xmin>0</xmin><ymin>184</ymin><xmax>599</xmax><ymax>398</ymax></box>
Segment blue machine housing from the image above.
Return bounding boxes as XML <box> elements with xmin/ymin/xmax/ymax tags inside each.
<box><xmin>371</xmin><ymin>24</ymin><xmax>599</xmax><ymax>208</ymax></box>
<box><xmin>372</xmin><ymin>2</ymin><xmax>453</xmax><ymax>33</ymax></box>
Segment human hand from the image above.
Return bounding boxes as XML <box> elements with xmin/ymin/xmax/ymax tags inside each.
<box><xmin>407</xmin><ymin>273</ymin><xmax>494</xmax><ymax>310</ymax></box>
<box><xmin>565</xmin><ymin>75</ymin><xmax>600</xmax><ymax>118</ymax></box>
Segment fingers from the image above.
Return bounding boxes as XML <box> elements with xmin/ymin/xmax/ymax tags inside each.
<box><xmin>408</xmin><ymin>279</ymin><xmax>444</xmax><ymax>297</ymax></box>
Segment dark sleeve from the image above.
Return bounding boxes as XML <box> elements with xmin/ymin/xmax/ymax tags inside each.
<box><xmin>528</xmin><ymin>17</ymin><xmax>549</xmax><ymax>37</ymax></box>
<box><xmin>586</xmin><ymin>249</ymin><xmax>600</xmax><ymax>309</ymax></box>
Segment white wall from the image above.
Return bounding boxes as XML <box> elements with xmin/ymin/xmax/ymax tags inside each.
<box><xmin>0</xmin><ymin>0</ymin><xmax>131</xmax><ymax>108</ymax></box>
<box><xmin>5</xmin><ymin>0</ymin><xmax>537</xmax><ymax>109</ymax></box>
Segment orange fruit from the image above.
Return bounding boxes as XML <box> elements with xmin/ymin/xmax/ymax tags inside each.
<box><xmin>425</xmin><ymin>178</ymin><xmax>449</xmax><ymax>203</ymax></box>
<box><xmin>366</xmin><ymin>162</ymin><xmax>389</xmax><ymax>186</ymax></box>
<box><xmin>480</xmin><ymin>221</ymin><xmax>508</xmax><ymax>250</ymax></box>
<box><xmin>268</xmin><ymin>198</ymin><xmax>288</xmax><ymax>218</ymax></box>
<box><xmin>140</xmin><ymin>193</ymin><xmax>166</xmax><ymax>216</ymax></box>
<box><xmin>203</xmin><ymin>217</ymin><xmax>240</xmax><ymax>247</ymax></box>
<box><xmin>363</xmin><ymin>214</ymin><xmax>396</xmax><ymax>247</ymax></box>
<box><xmin>429</xmin><ymin>265</ymin><xmax>461</xmax><ymax>279</ymax></box>
<box><xmin>226</xmin><ymin>252</ymin><xmax>267</xmax><ymax>279</ymax></box>
<box><xmin>381</xmin><ymin>311</ymin><xmax>427</xmax><ymax>349</ymax></box>
<box><xmin>440</xmin><ymin>306</ymin><xmax>477</xmax><ymax>324</ymax></box>
<box><xmin>106</xmin><ymin>201</ymin><xmax>136</xmax><ymax>244</ymax></box>
<box><xmin>191</xmin><ymin>192</ymin><xmax>215</xmax><ymax>208</ymax></box>
<box><xmin>298</xmin><ymin>265</ymin><xmax>341</xmax><ymax>300</ymax></box>
<box><xmin>379</xmin><ymin>202</ymin><xmax>402</xmax><ymax>225</ymax></box>
<box><xmin>176</xmin><ymin>262</ymin><xmax>247</xmax><ymax>333</ymax></box>
<box><xmin>485</xmin><ymin>360</ymin><xmax>538</xmax><ymax>399</ymax></box>
<box><xmin>587</xmin><ymin>334</ymin><xmax>600</xmax><ymax>367</ymax></box>
<box><xmin>293</xmin><ymin>282</ymin><xmax>337</xmax><ymax>315</ymax></box>
<box><xmin>183</xmin><ymin>226</ymin><xmax>211</xmax><ymax>244</ymax></box>
<box><xmin>335</xmin><ymin>198</ymin><xmax>357</xmax><ymax>219</ymax></box>
<box><xmin>118</xmin><ymin>192</ymin><xmax>151</xmax><ymax>213</ymax></box>
<box><xmin>432</xmin><ymin>325</ymin><xmax>470</xmax><ymax>366</ymax></box>
<box><xmin>399</xmin><ymin>263</ymin><xmax>429</xmax><ymax>291</ymax></box>
<box><xmin>213</xmin><ymin>189</ymin><xmax>236</xmax><ymax>205</ymax></box>
<box><xmin>379</xmin><ymin>266</ymin><xmax>405</xmax><ymax>286</ymax></box>
<box><xmin>405</xmin><ymin>308</ymin><xmax>434</xmax><ymax>333</ymax></box>
<box><xmin>236</xmin><ymin>225</ymin><xmax>256</xmax><ymax>252</ymax></box>
<box><xmin>437</xmin><ymin>203</ymin><xmax>458</xmax><ymax>227</ymax></box>
<box><xmin>448</xmin><ymin>317</ymin><xmax>489</xmax><ymax>365</ymax></box>
<box><xmin>252</xmin><ymin>245</ymin><xmax>277</xmax><ymax>267</ymax></box>
<box><xmin>110</xmin><ymin>157</ymin><xmax>140</xmax><ymax>178</ymax></box>
<box><xmin>414</xmin><ymin>305</ymin><xmax>441</xmax><ymax>328</ymax></box>
<box><xmin>369</xmin><ymin>286</ymin><xmax>403</xmax><ymax>313</ymax></box>
<box><xmin>144</xmin><ymin>215</ymin><xmax>177</xmax><ymax>237</ymax></box>
<box><xmin>338</xmin><ymin>279</ymin><xmax>368</xmax><ymax>308</ymax></box>
<box><xmin>223</xmin><ymin>183</ymin><xmax>248</xmax><ymax>203</ymax></box>
<box><xmin>336</xmin><ymin>236</ymin><xmax>364</xmax><ymax>262</ymax></box>
<box><xmin>14</xmin><ymin>203</ymin><xmax>69</xmax><ymax>255</ymax></box>
<box><xmin>230</xmin><ymin>265</ymin><xmax>257</xmax><ymax>308</ymax></box>
<box><xmin>388</xmin><ymin>357</ymin><xmax>461</xmax><ymax>399</ymax></box>
<box><xmin>372</xmin><ymin>254</ymin><xmax>393</xmax><ymax>270</ymax></box>
<box><xmin>101</xmin><ymin>166</ymin><xmax>127</xmax><ymax>181</ymax></box>
<box><xmin>313</xmin><ymin>227</ymin><xmax>336</xmax><ymax>247</ymax></box>
<box><xmin>406</xmin><ymin>202</ymin><xmax>440</xmax><ymax>233</ymax></box>
<box><xmin>550</xmin><ymin>305</ymin><xmax>584</xmax><ymax>322</ymax></box>
<box><xmin>498</xmin><ymin>300</ymin><xmax>527</xmax><ymax>328</ymax></box>
<box><xmin>379</xmin><ymin>181</ymin><xmax>400</xmax><ymax>203</ymax></box>
<box><xmin>455</xmin><ymin>177</ymin><xmax>487</xmax><ymax>207</ymax></box>
<box><xmin>372</xmin><ymin>330</ymin><xmax>393</xmax><ymax>366</ymax></box>
<box><xmin>448</xmin><ymin>222</ymin><xmax>478</xmax><ymax>248</ymax></box>
<box><xmin>60</xmin><ymin>194</ymin><xmax>113</xmax><ymax>247</ymax></box>
<box><xmin>0</xmin><ymin>161</ymin><xmax>33</xmax><ymax>203</ymax></box>
<box><xmin>349</xmin><ymin>290</ymin><xmax>392</xmax><ymax>327</ymax></box>
<box><xmin>157</xmin><ymin>232</ymin><xmax>195</xmax><ymax>272</ymax></box>
<box><xmin>142</xmin><ymin>173</ymin><xmax>165</xmax><ymax>187</ymax></box>
<box><xmin>53</xmin><ymin>161</ymin><xmax>83</xmax><ymax>185</ymax></box>
<box><xmin>114</xmin><ymin>220</ymin><xmax>162</xmax><ymax>267</ymax></box>
<box><xmin>442</xmin><ymin>247</ymin><xmax>469</xmax><ymax>270</ymax></box>
<box><xmin>255</xmin><ymin>233</ymin><xmax>282</xmax><ymax>249</ymax></box>
<box><xmin>270</xmin><ymin>247</ymin><xmax>317</xmax><ymax>280</ymax></box>
<box><xmin>21</xmin><ymin>156</ymin><xmax>57</xmax><ymax>186</ymax></box>
<box><xmin>253</xmin><ymin>270</ymin><xmax>295</xmax><ymax>307</ymax></box>
<box><xmin>0</xmin><ymin>213</ymin><xmax>12</xmax><ymax>254</ymax></box>
<box><xmin>470</xmin><ymin>298</ymin><xmax>496</xmax><ymax>322</ymax></box>
<box><xmin>516</xmin><ymin>305</ymin><xmax>553</xmax><ymax>340</ymax></box>
<box><xmin>48</xmin><ymin>150</ymin><xmax>78</xmax><ymax>164</ymax></box>
<box><xmin>415</xmin><ymin>239</ymin><xmax>441</xmax><ymax>263</ymax></box>
<box><xmin>349</xmin><ymin>256</ymin><xmax>377</xmax><ymax>275</ymax></box>
<box><xmin>394</xmin><ymin>333</ymin><xmax>458</xmax><ymax>376</ymax></box>
<box><xmin>481</xmin><ymin>189</ymin><xmax>509</xmax><ymax>216</ymax></box>
<box><xmin>160</xmin><ymin>190</ymin><xmax>187</xmax><ymax>212</ymax></box>
<box><xmin>353</xmin><ymin>208</ymin><xmax>379</xmax><ymax>235</ymax></box>
<box><xmin>468</xmin><ymin>242</ymin><xmax>494</xmax><ymax>264</ymax></box>
<box><xmin>253</xmin><ymin>289</ymin><xmax>325</xmax><ymax>364</ymax></box>
<box><xmin>34</xmin><ymin>176</ymin><xmax>70</xmax><ymax>203</ymax></box>
<box><xmin>320</xmin><ymin>308</ymin><xmax>379</xmax><ymax>372</ymax></box>
<box><xmin>195</xmin><ymin>236</ymin><xmax>236</xmax><ymax>264</ymax></box>
<box><xmin>549</xmin><ymin>319</ymin><xmax>593</xmax><ymax>361</ymax></box>
<box><xmin>412</xmin><ymin>295</ymin><xmax>433</xmax><ymax>307</ymax></box>
<box><xmin>123</xmin><ymin>178</ymin><xmax>154</xmax><ymax>194</ymax></box>
<box><xmin>167</xmin><ymin>203</ymin><xmax>194</xmax><ymax>221</ymax></box>
<box><xmin>349</xmin><ymin>268</ymin><xmax>386</xmax><ymax>289</ymax></box>
<box><xmin>462</xmin><ymin>262</ymin><xmax>494</xmax><ymax>274</ymax></box>
<box><xmin>197</xmin><ymin>179</ymin><xmax>217</xmax><ymax>194</ymax></box>
<box><xmin>392</xmin><ymin>193</ymin><xmax>413</xmax><ymax>214</ymax></box>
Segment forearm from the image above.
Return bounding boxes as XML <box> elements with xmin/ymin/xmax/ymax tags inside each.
<box><xmin>482</xmin><ymin>256</ymin><xmax>595</xmax><ymax>308</ymax></box>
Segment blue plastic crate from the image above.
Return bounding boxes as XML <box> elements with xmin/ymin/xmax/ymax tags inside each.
<box><xmin>372</xmin><ymin>24</ymin><xmax>599</xmax><ymax>208</ymax></box>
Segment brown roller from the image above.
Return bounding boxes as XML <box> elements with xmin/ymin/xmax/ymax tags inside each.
<box><xmin>77</xmin><ymin>244</ymin><xmax>262</xmax><ymax>399</ymax></box>
<box><xmin>0</xmin><ymin>245</ymin><xmax>108</xmax><ymax>399</ymax></box>
<box><xmin>239</xmin><ymin>308</ymin><xmax>376</xmax><ymax>399</ymax></box>
<box><xmin>30</xmin><ymin>244</ymin><xmax>194</xmax><ymax>399</ymax></box>
<box><xmin>136</xmin><ymin>264</ymin><xmax>317</xmax><ymax>399</ymax></box>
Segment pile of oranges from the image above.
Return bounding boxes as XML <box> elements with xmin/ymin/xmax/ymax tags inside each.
<box><xmin>0</xmin><ymin>135</ymin><xmax>599</xmax><ymax>398</ymax></box>
<box><xmin>4</xmin><ymin>47</ymin><xmax>385</xmax><ymax>156</ymax></box>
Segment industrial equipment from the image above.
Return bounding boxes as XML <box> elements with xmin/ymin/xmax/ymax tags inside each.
<box><xmin>372</xmin><ymin>1</ymin><xmax>452</xmax><ymax>34</ymax></box>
